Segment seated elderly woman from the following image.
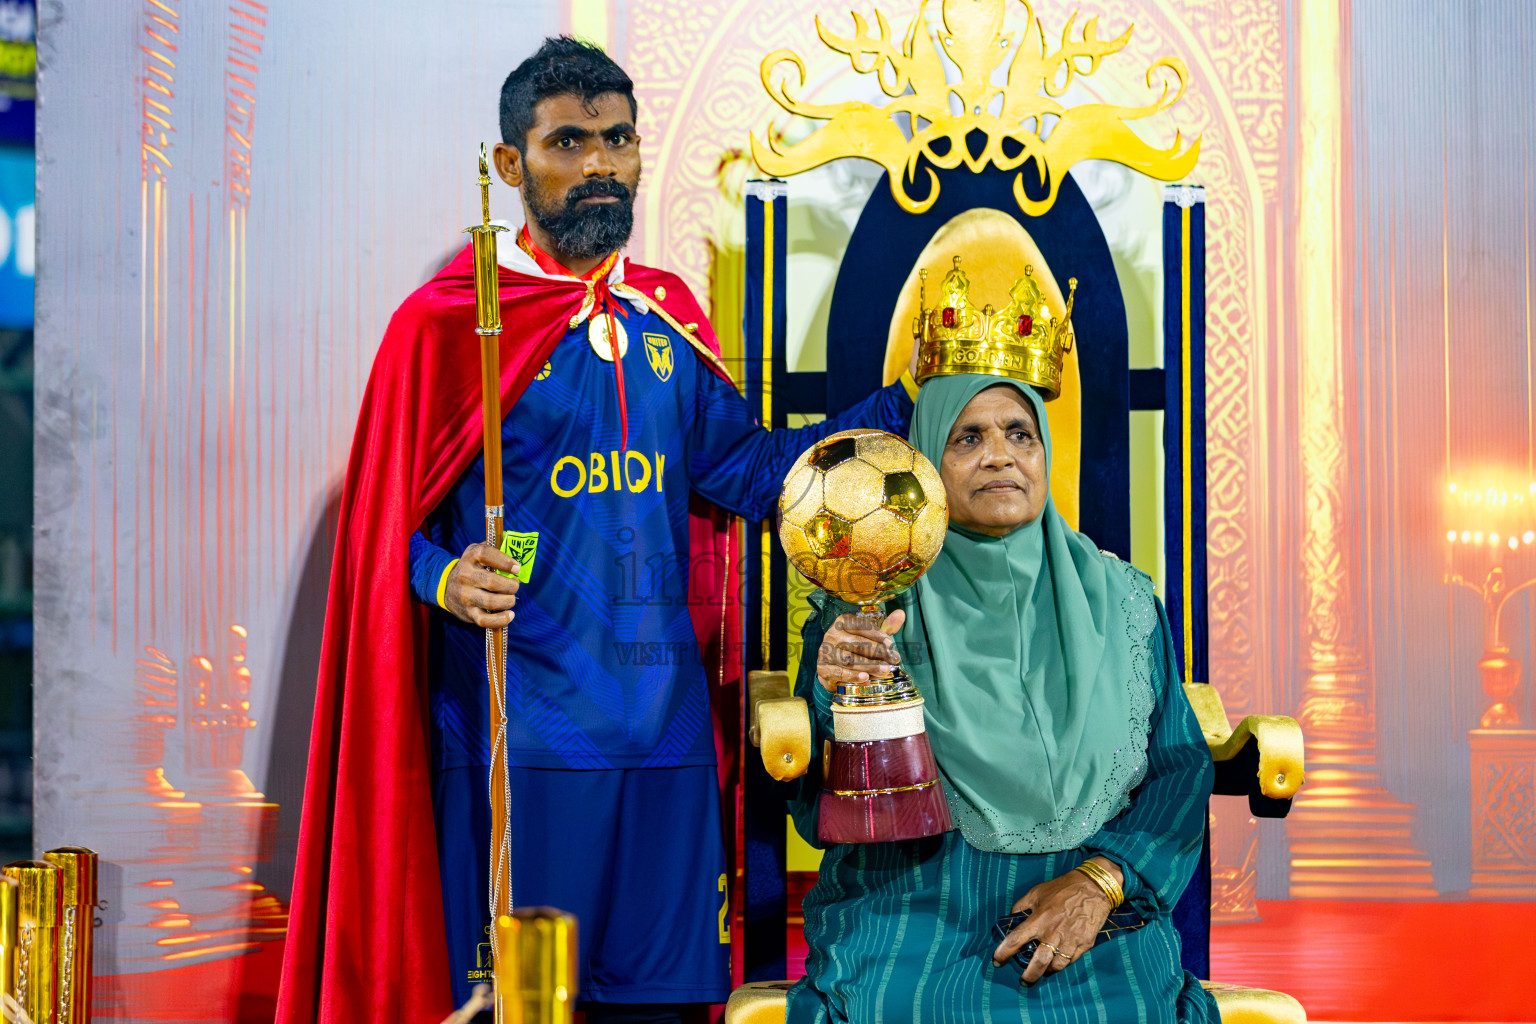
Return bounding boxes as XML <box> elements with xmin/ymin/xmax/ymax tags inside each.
<box><xmin>786</xmin><ymin>372</ymin><xmax>1218</xmax><ymax>1023</ymax></box>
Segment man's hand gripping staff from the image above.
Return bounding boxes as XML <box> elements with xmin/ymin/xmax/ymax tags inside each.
<box><xmin>444</xmin><ymin>542</ymin><xmax>519</xmax><ymax>628</ymax></box>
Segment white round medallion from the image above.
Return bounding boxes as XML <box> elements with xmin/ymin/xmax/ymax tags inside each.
<box><xmin>588</xmin><ymin>315</ymin><xmax>630</xmax><ymax>361</ymax></box>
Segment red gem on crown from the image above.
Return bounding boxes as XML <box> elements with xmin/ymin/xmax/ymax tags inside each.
<box><xmin>1018</xmin><ymin>314</ymin><xmax>1033</xmax><ymax>337</ymax></box>
<box><xmin>942</xmin><ymin>306</ymin><xmax>956</xmax><ymax>329</ymax></box>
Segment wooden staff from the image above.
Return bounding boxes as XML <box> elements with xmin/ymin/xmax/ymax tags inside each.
<box><xmin>467</xmin><ymin>146</ymin><xmax>513</xmax><ymax>946</ymax></box>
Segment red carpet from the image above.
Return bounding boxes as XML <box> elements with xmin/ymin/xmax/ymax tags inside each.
<box><xmin>91</xmin><ymin>899</ymin><xmax>1531</xmax><ymax>1021</ymax></box>
<box><xmin>1211</xmin><ymin>899</ymin><xmax>1533</xmax><ymax>1023</ymax></box>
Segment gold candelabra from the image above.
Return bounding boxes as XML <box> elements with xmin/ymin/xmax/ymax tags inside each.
<box><xmin>1444</xmin><ymin>479</ymin><xmax>1536</xmax><ymax>728</ymax></box>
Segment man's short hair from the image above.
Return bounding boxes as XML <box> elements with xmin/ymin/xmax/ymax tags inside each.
<box><xmin>499</xmin><ymin>36</ymin><xmax>637</xmax><ymax>153</ymax></box>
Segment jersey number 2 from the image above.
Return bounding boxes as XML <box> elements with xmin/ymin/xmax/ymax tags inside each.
<box><xmin>718</xmin><ymin>873</ymin><xmax>730</xmax><ymax>944</ymax></box>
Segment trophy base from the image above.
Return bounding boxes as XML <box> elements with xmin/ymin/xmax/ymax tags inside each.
<box><xmin>835</xmin><ymin>666</ymin><xmax>921</xmax><ymax>707</ymax></box>
<box><xmin>818</xmin><ymin>732</ymin><xmax>953</xmax><ymax>844</ymax></box>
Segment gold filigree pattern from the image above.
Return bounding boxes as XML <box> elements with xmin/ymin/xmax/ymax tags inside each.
<box><xmin>1469</xmin><ymin>734</ymin><xmax>1536</xmax><ymax>894</ymax></box>
<box><xmin>1473</xmin><ymin>756</ymin><xmax>1535</xmax><ymax>865</ymax></box>
<box><xmin>1173</xmin><ymin>0</ymin><xmax>1285</xmax><ymax>203</ymax></box>
<box><xmin>751</xmin><ymin>0</ymin><xmax>1200</xmax><ymax>216</ymax></box>
<box><xmin>628</xmin><ymin>0</ymin><xmax>799</xmax><ymax>314</ymax></box>
<box><xmin>1107</xmin><ymin>0</ymin><xmax>1282</xmax><ymax>719</ymax></box>
<box><xmin>1161</xmin><ymin>0</ymin><xmax>1284</xmax><ymax>723</ymax></box>
<box><xmin>1462</xmin><ymin>736</ymin><xmax>1536</xmax><ymax>896</ymax></box>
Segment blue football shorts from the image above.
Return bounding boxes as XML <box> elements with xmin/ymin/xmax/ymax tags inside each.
<box><xmin>432</xmin><ymin>764</ymin><xmax>732</xmax><ymax>1008</ymax></box>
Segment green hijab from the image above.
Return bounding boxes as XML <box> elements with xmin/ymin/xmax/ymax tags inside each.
<box><xmin>904</xmin><ymin>374</ymin><xmax>1158</xmax><ymax>855</ymax></box>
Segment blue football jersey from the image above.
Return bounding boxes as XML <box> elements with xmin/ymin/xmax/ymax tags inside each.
<box><xmin>412</xmin><ymin>294</ymin><xmax>913</xmax><ymax>772</ymax></box>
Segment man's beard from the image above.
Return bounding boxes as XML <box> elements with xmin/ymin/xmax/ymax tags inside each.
<box><xmin>523</xmin><ymin>174</ymin><xmax>637</xmax><ymax>264</ymax></box>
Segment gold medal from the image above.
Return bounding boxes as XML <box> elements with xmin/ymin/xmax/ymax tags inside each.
<box><xmin>588</xmin><ymin>315</ymin><xmax>629</xmax><ymax>361</ymax></box>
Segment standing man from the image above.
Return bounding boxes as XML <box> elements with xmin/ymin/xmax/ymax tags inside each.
<box><xmin>277</xmin><ymin>37</ymin><xmax>918</xmax><ymax>1024</ymax></box>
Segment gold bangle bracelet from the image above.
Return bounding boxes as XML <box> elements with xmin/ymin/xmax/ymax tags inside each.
<box><xmin>1076</xmin><ymin>866</ymin><xmax>1122</xmax><ymax>909</ymax></box>
<box><xmin>1077</xmin><ymin>859</ymin><xmax>1114</xmax><ymax>890</ymax></box>
<box><xmin>1075</xmin><ymin>860</ymin><xmax>1124</xmax><ymax>909</ymax></box>
<box><xmin>1090</xmin><ymin>866</ymin><xmax>1124</xmax><ymax>908</ymax></box>
<box><xmin>1079</xmin><ymin>860</ymin><xmax>1124</xmax><ymax>905</ymax></box>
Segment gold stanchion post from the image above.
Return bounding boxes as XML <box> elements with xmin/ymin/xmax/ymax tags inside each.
<box><xmin>0</xmin><ymin>874</ymin><xmax>17</xmax><ymax>1002</ymax></box>
<box><xmin>44</xmin><ymin>849</ymin><xmax>97</xmax><ymax>1024</ymax></box>
<box><xmin>494</xmin><ymin>909</ymin><xmax>578</xmax><ymax>1024</ymax></box>
<box><xmin>5</xmin><ymin>860</ymin><xmax>62</xmax><ymax>1024</ymax></box>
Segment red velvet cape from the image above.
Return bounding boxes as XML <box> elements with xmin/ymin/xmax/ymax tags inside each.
<box><xmin>275</xmin><ymin>246</ymin><xmax>742</xmax><ymax>1024</ymax></box>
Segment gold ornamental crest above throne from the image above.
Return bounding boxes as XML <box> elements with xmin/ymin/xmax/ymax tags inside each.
<box><xmin>914</xmin><ymin>257</ymin><xmax>1077</xmax><ymax>398</ymax></box>
<box><xmin>751</xmin><ymin>0</ymin><xmax>1201</xmax><ymax>216</ymax></box>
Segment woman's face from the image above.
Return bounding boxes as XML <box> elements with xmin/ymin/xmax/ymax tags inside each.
<box><xmin>939</xmin><ymin>385</ymin><xmax>1049</xmax><ymax>537</ymax></box>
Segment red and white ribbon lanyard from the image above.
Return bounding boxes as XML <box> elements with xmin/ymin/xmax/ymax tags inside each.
<box><xmin>518</xmin><ymin>228</ymin><xmax>630</xmax><ymax>450</ymax></box>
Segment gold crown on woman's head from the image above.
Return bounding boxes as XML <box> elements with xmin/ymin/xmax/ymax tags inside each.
<box><xmin>912</xmin><ymin>257</ymin><xmax>1077</xmax><ymax>399</ymax></box>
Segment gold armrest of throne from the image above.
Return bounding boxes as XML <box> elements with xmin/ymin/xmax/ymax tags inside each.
<box><xmin>1183</xmin><ymin>682</ymin><xmax>1305</xmax><ymax>817</ymax></box>
<box><xmin>746</xmin><ymin>678</ymin><xmax>1309</xmax><ymax>807</ymax></box>
<box><xmin>747</xmin><ymin>670</ymin><xmax>811</xmax><ymax>782</ymax></box>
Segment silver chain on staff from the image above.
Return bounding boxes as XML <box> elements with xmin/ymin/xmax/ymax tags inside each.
<box><xmin>58</xmin><ymin>907</ymin><xmax>75</xmax><ymax>1019</ymax></box>
<box><xmin>486</xmin><ymin>509</ymin><xmax>514</xmax><ymax>962</ymax></box>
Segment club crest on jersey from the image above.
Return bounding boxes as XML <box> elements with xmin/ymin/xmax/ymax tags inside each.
<box><xmin>644</xmin><ymin>332</ymin><xmax>673</xmax><ymax>382</ymax></box>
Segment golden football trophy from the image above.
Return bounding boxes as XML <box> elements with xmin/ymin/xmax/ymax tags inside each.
<box><xmin>779</xmin><ymin>429</ymin><xmax>952</xmax><ymax>842</ymax></box>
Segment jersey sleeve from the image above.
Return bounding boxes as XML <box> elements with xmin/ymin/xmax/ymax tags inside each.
<box><xmin>686</xmin><ymin>355</ymin><xmax>916</xmax><ymax>521</ymax></box>
<box><xmin>408</xmin><ymin>529</ymin><xmax>459</xmax><ymax>609</ymax></box>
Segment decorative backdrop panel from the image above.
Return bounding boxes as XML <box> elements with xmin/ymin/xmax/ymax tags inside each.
<box><xmin>35</xmin><ymin>1</ymin><xmax>553</xmax><ymax>1016</ymax></box>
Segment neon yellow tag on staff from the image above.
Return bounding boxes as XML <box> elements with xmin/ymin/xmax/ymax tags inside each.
<box><xmin>497</xmin><ymin>530</ymin><xmax>538</xmax><ymax>584</ymax></box>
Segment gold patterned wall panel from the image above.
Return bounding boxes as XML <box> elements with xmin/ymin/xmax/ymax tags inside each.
<box><xmin>1161</xmin><ymin>2</ymin><xmax>1284</xmax><ymax>727</ymax></box>
<box><xmin>1150</xmin><ymin>0</ymin><xmax>1284</xmax><ymax>721</ymax></box>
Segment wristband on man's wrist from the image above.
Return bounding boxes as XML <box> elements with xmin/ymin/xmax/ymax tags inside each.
<box><xmin>435</xmin><ymin>558</ymin><xmax>460</xmax><ymax>610</ymax></box>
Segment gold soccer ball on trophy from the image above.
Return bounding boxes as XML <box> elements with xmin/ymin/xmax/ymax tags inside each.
<box><xmin>779</xmin><ymin>429</ymin><xmax>947</xmax><ymax>606</ymax></box>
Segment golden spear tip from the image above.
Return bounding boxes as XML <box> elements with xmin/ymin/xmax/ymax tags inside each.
<box><xmin>478</xmin><ymin>143</ymin><xmax>492</xmax><ymax>228</ymax></box>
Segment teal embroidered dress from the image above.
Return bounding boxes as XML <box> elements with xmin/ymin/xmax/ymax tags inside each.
<box><xmin>785</xmin><ymin>375</ymin><xmax>1219</xmax><ymax>1024</ymax></box>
